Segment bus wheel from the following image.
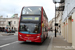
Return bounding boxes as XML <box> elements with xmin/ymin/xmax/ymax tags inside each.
<box><xmin>41</xmin><ymin>38</ymin><xmax>44</xmax><ymax>43</ymax></box>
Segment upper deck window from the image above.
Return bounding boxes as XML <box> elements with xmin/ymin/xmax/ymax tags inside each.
<box><xmin>22</xmin><ymin>7</ymin><xmax>41</xmax><ymax>15</ymax></box>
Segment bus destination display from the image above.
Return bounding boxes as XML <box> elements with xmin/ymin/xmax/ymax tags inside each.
<box><xmin>22</xmin><ymin>17</ymin><xmax>39</xmax><ymax>21</ymax></box>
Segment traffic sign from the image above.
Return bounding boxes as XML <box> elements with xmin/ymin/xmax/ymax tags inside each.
<box><xmin>55</xmin><ymin>23</ymin><xmax>58</xmax><ymax>26</ymax></box>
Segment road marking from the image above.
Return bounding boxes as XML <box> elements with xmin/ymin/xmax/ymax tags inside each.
<box><xmin>0</xmin><ymin>41</ymin><xmax>18</xmax><ymax>48</ymax></box>
<box><xmin>47</xmin><ymin>36</ymin><xmax>53</xmax><ymax>50</ymax></box>
<box><xmin>3</xmin><ymin>37</ymin><xmax>17</xmax><ymax>40</ymax></box>
<box><xmin>50</xmin><ymin>36</ymin><xmax>53</xmax><ymax>50</ymax></box>
<box><xmin>13</xmin><ymin>33</ymin><xmax>18</xmax><ymax>35</ymax></box>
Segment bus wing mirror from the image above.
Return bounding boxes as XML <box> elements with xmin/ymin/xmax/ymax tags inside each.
<box><xmin>42</xmin><ymin>23</ymin><xmax>44</xmax><ymax>27</ymax></box>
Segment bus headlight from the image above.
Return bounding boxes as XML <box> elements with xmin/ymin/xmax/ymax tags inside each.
<box><xmin>19</xmin><ymin>34</ymin><xmax>22</xmax><ymax>37</ymax></box>
<box><xmin>37</xmin><ymin>36</ymin><xmax>40</xmax><ymax>38</ymax></box>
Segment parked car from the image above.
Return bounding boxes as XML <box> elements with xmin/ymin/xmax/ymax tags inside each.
<box><xmin>11</xmin><ymin>30</ymin><xmax>15</xmax><ymax>33</ymax></box>
<box><xmin>7</xmin><ymin>29</ymin><xmax>15</xmax><ymax>33</ymax></box>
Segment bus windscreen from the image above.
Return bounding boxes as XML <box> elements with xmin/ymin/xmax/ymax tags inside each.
<box><xmin>19</xmin><ymin>23</ymin><xmax>41</xmax><ymax>34</ymax></box>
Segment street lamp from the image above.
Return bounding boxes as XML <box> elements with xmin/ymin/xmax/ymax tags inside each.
<box><xmin>53</xmin><ymin>0</ymin><xmax>64</xmax><ymax>4</ymax></box>
<box><xmin>53</xmin><ymin>0</ymin><xmax>61</xmax><ymax>4</ymax></box>
<box><xmin>53</xmin><ymin>0</ymin><xmax>64</xmax><ymax>37</ymax></box>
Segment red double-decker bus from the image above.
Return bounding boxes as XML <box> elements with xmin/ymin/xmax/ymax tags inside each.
<box><xmin>18</xmin><ymin>6</ymin><xmax>48</xmax><ymax>43</ymax></box>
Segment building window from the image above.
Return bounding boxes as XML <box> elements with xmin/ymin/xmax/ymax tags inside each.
<box><xmin>14</xmin><ymin>21</ymin><xmax>16</xmax><ymax>24</ymax></box>
<box><xmin>1</xmin><ymin>22</ymin><xmax>3</xmax><ymax>24</ymax></box>
<box><xmin>12</xmin><ymin>27</ymin><xmax>13</xmax><ymax>29</ymax></box>
<box><xmin>8</xmin><ymin>22</ymin><xmax>11</xmax><ymax>26</ymax></box>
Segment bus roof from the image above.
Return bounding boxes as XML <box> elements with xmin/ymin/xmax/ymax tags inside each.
<box><xmin>23</xmin><ymin>6</ymin><xmax>43</xmax><ymax>8</ymax></box>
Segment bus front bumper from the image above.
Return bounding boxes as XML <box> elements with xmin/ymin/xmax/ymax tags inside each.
<box><xmin>18</xmin><ymin>36</ymin><xmax>41</xmax><ymax>43</ymax></box>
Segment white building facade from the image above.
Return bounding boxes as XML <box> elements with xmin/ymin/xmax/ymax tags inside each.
<box><xmin>0</xmin><ymin>14</ymin><xmax>19</xmax><ymax>31</ymax></box>
<box><xmin>61</xmin><ymin>0</ymin><xmax>75</xmax><ymax>49</ymax></box>
<box><xmin>62</xmin><ymin>0</ymin><xmax>75</xmax><ymax>22</ymax></box>
<box><xmin>6</xmin><ymin>18</ymin><xmax>19</xmax><ymax>31</ymax></box>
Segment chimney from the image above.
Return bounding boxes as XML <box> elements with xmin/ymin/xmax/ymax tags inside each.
<box><xmin>0</xmin><ymin>16</ymin><xmax>3</xmax><ymax>18</ymax></box>
<box><xmin>14</xmin><ymin>14</ymin><xmax>18</xmax><ymax>18</ymax></box>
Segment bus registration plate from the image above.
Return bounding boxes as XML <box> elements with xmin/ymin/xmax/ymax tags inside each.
<box><xmin>26</xmin><ymin>40</ymin><xmax>31</xmax><ymax>42</ymax></box>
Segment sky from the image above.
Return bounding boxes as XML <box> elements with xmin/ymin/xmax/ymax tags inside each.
<box><xmin>0</xmin><ymin>0</ymin><xmax>55</xmax><ymax>21</ymax></box>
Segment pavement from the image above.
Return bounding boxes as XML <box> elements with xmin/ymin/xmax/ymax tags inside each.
<box><xmin>0</xmin><ymin>32</ymin><xmax>18</xmax><ymax>36</ymax></box>
<box><xmin>47</xmin><ymin>31</ymin><xmax>75</xmax><ymax>50</ymax></box>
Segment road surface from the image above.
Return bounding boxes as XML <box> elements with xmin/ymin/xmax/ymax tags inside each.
<box><xmin>0</xmin><ymin>31</ymin><xmax>54</xmax><ymax>50</ymax></box>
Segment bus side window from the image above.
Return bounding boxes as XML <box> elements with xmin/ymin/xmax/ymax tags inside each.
<box><xmin>43</xmin><ymin>27</ymin><xmax>45</xmax><ymax>32</ymax></box>
<box><xmin>45</xmin><ymin>27</ymin><xmax>48</xmax><ymax>32</ymax></box>
<box><xmin>45</xmin><ymin>28</ymin><xmax>46</xmax><ymax>32</ymax></box>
